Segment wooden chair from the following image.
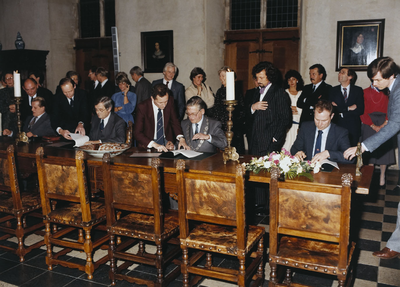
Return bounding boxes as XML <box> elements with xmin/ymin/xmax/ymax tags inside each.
<box><xmin>176</xmin><ymin>160</ymin><xmax>265</xmax><ymax>287</ymax></box>
<box><xmin>102</xmin><ymin>153</ymin><xmax>181</xmax><ymax>286</ymax></box>
<box><xmin>0</xmin><ymin>145</ymin><xmax>44</xmax><ymax>262</ymax></box>
<box><xmin>36</xmin><ymin>147</ymin><xmax>108</xmax><ymax>279</ymax></box>
<box><xmin>268</xmin><ymin>167</ymin><xmax>355</xmax><ymax>287</ymax></box>
<box><xmin>126</xmin><ymin>121</ymin><xmax>133</xmax><ymax>146</ymax></box>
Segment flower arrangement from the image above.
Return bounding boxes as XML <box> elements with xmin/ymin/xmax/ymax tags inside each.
<box><xmin>243</xmin><ymin>148</ymin><xmax>321</xmax><ymax>180</ymax></box>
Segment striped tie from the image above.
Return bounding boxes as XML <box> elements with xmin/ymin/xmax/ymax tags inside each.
<box><xmin>156</xmin><ymin>109</ymin><xmax>164</xmax><ymax>145</ymax></box>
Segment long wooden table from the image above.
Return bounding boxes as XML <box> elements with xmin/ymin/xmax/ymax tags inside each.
<box><xmin>0</xmin><ymin>137</ymin><xmax>373</xmax><ymax>195</ymax></box>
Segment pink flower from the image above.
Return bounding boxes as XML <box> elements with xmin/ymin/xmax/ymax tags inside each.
<box><xmin>274</xmin><ymin>160</ymin><xmax>279</xmax><ymax>165</ymax></box>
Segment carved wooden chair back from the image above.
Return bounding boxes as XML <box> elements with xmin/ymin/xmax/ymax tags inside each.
<box><xmin>125</xmin><ymin>121</ymin><xmax>133</xmax><ymax>145</ymax></box>
<box><xmin>269</xmin><ymin>167</ymin><xmax>355</xmax><ymax>286</ymax></box>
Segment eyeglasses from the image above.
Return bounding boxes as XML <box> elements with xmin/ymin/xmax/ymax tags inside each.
<box><xmin>186</xmin><ymin>110</ymin><xmax>201</xmax><ymax>118</ymax></box>
<box><xmin>5</xmin><ymin>77</ymin><xmax>13</xmax><ymax>80</ymax></box>
<box><xmin>95</xmin><ymin>108</ymin><xmax>107</xmax><ymax>113</ymax></box>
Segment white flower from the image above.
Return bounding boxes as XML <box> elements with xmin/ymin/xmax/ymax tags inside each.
<box><xmin>264</xmin><ymin>161</ymin><xmax>271</xmax><ymax>169</ymax></box>
<box><xmin>281</xmin><ymin>164</ymin><xmax>290</xmax><ymax>173</ymax></box>
<box><xmin>280</xmin><ymin>156</ymin><xmax>292</xmax><ymax>167</ymax></box>
<box><xmin>272</xmin><ymin>154</ymin><xmax>280</xmax><ymax>161</ymax></box>
<box><xmin>313</xmin><ymin>162</ymin><xmax>321</xmax><ymax>174</ymax></box>
<box><xmin>297</xmin><ymin>166</ymin><xmax>303</xmax><ymax>174</ymax></box>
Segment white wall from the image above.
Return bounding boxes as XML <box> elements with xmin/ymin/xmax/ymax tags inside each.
<box><xmin>116</xmin><ymin>0</ymin><xmax>225</xmax><ymax>92</ymax></box>
<box><xmin>300</xmin><ymin>0</ymin><xmax>400</xmax><ymax>89</ymax></box>
<box><xmin>0</xmin><ymin>0</ymin><xmax>78</xmax><ymax>91</ymax></box>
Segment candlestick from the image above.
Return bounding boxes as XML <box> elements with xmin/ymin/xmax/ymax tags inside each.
<box><xmin>13</xmin><ymin>71</ymin><xmax>21</xmax><ymax>97</ymax></box>
<box><xmin>226</xmin><ymin>71</ymin><xmax>235</xmax><ymax>101</ymax></box>
<box><xmin>222</xmin><ymin>100</ymin><xmax>239</xmax><ymax>164</ymax></box>
<box><xmin>14</xmin><ymin>98</ymin><xmax>29</xmax><ymax>144</ymax></box>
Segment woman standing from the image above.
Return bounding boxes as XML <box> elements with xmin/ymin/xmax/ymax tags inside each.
<box><xmin>185</xmin><ymin>67</ymin><xmax>214</xmax><ymax>114</ymax></box>
<box><xmin>111</xmin><ymin>74</ymin><xmax>137</xmax><ymax>125</ymax></box>
<box><xmin>283</xmin><ymin>70</ymin><xmax>304</xmax><ymax>152</ymax></box>
<box><xmin>360</xmin><ymin>84</ymin><xmax>395</xmax><ymax>188</ymax></box>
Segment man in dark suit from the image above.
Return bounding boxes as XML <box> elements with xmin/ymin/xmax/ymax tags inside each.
<box><xmin>22</xmin><ymin>97</ymin><xmax>56</xmax><ymax>138</ymax></box>
<box><xmin>51</xmin><ymin>78</ymin><xmax>90</xmax><ymax>140</ymax></box>
<box><xmin>245</xmin><ymin>61</ymin><xmax>292</xmax><ymax>156</ymax></box>
<box><xmin>297</xmin><ymin>64</ymin><xmax>332</xmax><ymax>126</ymax></box>
<box><xmin>96</xmin><ymin>67</ymin><xmax>116</xmax><ymax>99</ymax></box>
<box><xmin>152</xmin><ymin>62</ymin><xmax>185</xmax><ymax>121</ymax></box>
<box><xmin>344</xmin><ymin>57</ymin><xmax>400</xmax><ymax>260</ymax></box>
<box><xmin>86</xmin><ymin>96</ymin><xmax>126</xmax><ymax>144</ymax></box>
<box><xmin>134</xmin><ymin>84</ymin><xmax>189</xmax><ymax>152</ymax></box>
<box><xmin>21</xmin><ymin>78</ymin><xmax>53</xmax><ymax>123</ymax></box>
<box><xmin>291</xmin><ymin>100</ymin><xmax>351</xmax><ymax>164</ymax></box>
<box><xmin>329</xmin><ymin>68</ymin><xmax>364</xmax><ymax>146</ymax></box>
<box><xmin>181</xmin><ymin>96</ymin><xmax>227</xmax><ymax>153</ymax></box>
<box><xmin>130</xmin><ymin>66</ymin><xmax>152</xmax><ymax>104</ymax></box>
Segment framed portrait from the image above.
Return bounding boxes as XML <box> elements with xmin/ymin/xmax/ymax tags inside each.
<box><xmin>141</xmin><ymin>30</ymin><xmax>173</xmax><ymax>73</ymax></box>
<box><xmin>336</xmin><ymin>19</ymin><xmax>385</xmax><ymax>71</ymax></box>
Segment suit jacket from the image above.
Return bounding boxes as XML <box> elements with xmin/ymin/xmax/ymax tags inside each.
<box><xmin>152</xmin><ymin>79</ymin><xmax>185</xmax><ymax>121</ymax></box>
<box><xmin>51</xmin><ymin>92</ymin><xmax>90</xmax><ymax>133</ymax></box>
<box><xmin>133</xmin><ymin>96</ymin><xmax>183</xmax><ymax>148</ymax></box>
<box><xmin>89</xmin><ymin>112</ymin><xmax>126</xmax><ymax>143</ymax></box>
<box><xmin>364</xmin><ymin>77</ymin><xmax>400</xmax><ymax>152</ymax></box>
<box><xmin>245</xmin><ymin>84</ymin><xmax>292</xmax><ymax>156</ymax></box>
<box><xmin>329</xmin><ymin>84</ymin><xmax>364</xmax><ymax>146</ymax></box>
<box><xmin>98</xmin><ymin>79</ymin><xmax>116</xmax><ymax>99</ymax></box>
<box><xmin>290</xmin><ymin>121</ymin><xmax>351</xmax><ymax>163</ymax></box>
<box><xmin>181</xmin><ymin>116</ymin><xmax>227</xmax><ymax>153</ymax></box>
<box><xmin>297</xmin><ymin>81</ymin><xmax>332</xmax><ymax>125</ymax></box>
<box><xmin>23</xmin><ymin>112</ymin><xmax>56</xmax><ymax>137</ymax></box>
<box><xmin>21</xmin><ymin>88</ymin><xmax>54</xmax><ymax>123</ymax></box>
<box><xmin>135</xmin><ymin>77</ymin><xmax>152</xmax><ymax>104</ymax></box>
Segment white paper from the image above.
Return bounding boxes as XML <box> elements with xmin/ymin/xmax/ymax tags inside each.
<box><xmin>70</xmin><ymin>133</ymin><xmax>89</xmax><ymax>147</ymax></box>
<box><xmin>320</xmin><ymin>159</ymin><xmax>339</xmax><ymax>170</ymax></box>
<box><xmin>170</xmin><ymin>150</ymin><xmax>203</xmax><ymax>158</ymax></box>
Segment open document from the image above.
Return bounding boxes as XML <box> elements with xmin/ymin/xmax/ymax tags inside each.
<box><xmin>70</xmin><ymin>133</ymin><xmax>89</xmax><ymax>147</ymax></box>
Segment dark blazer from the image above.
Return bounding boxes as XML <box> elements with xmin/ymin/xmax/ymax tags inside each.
<box><xmin>245</xmin><ymin>84</ymin><xmax>292</xmax><ymax>156</ymax></box>
<box><xmin>21</xmin><ymin>88</ymin><xmax>54</xmax><ymax>123</ymax></box>
<box><xmin>152</xmin><ymin>79</ymin><xmax>185</xmax><ymax>121</ymax></box>
<box><xmin>23</xmin><ymin>112</ymin><xmax>56</xmax><ymax>137</ymax></box>
<box><xmin>98</xmin><ymin>79</ymin><xmax>116</xmax><ymax>99</ymax></box>
<box><xmin>51</xmin><ymin>92</ymin><xmax>90</xmax><ymax>133</ymax></box>
<box><xmin>133</xmin><ymin>96</ymin><xmax>183</xmax><ymax>148</ymax></box>
<box><xmin>329</xmin><ymin>84</ymin><xmax>364</xmax><ymax>146</ymax></box>
<box><xmin>290</xmin><ymin>121</ymin><xmax>351</xmax><ymax>163</ymax></box>
<box><xmin>181</xmin><ymin>116</ymin><xmax>227</xmax><ymax>153</ymax></box>
<box><xmin>89</xmin><ymin>112</ymin><xmax>126</xmax><ymax>143</ymax></box>
<box><xmin>297</xmin><ymin>81</ymin><xmax>332</xmax><ymax>125</ymax></box>
<box><xmin>135</xmin><ymin>77</ymin><xmax>152</xmax><ymax>104</ymax></box>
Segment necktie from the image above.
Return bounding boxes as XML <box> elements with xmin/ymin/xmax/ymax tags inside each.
<box><xmin>312</xmin><ymin>85</ymin><xmax>316</xmax><ymax>93</ymax></box>
<box><xmin>166</xmin><ymin>81</ymin><xmax>169</xmax><ymax>88</ymax></box>
<box><xmin>70</xmin><ymin>98</ymin><xmax>74</xmax><ymax>108</ymax></box>
<box><xmin>314</xmin><ymin>130</ymin><xmax>323</xmax><ymax>156</ymax></box>
<box><xmin>195</xmin><ymin>123</ymin><xmax>199</xmax><ymax>134</ymax></box>
<box><xmin>28</xmin><ymin>117</ymin><xmax>37</xmax><ymax>131</ymax></box>
<box><xmin>100</xmin><ymin>119</ymin><xmax>104</xmax><ymax>131</ymax></box>
<box><xmin>259</xmin><ymin>86</ymin><xmax>266</xmax><ymax>95</ymax></box>
<box><xmin>156</xmin><ymin>108</ymin><xmax>164</xmax><ymax>145</ymax></box>
<box><xmin>343</xmin><ymin>88</ymin><xmax>348</xmax><ymax>103</ymax></box>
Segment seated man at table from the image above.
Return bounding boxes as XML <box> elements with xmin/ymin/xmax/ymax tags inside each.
<box><xmin>85</xmin><ymin>96</ymin><xmax>126</xmax><ymax>144</ymax></box>
<box><xmin>181</xmin><ymin>96</ymin><xmax>227</xmax><ymax>152</ymax></box>
<box><xmin>134</xmin><ymin>83</ymin><xmax>189</xmax><ymax>152</ymax></box>
<box><xmin>290</xmin><ymin>99</ymin><xmax>351</xmax><ymax>164</ymax></box>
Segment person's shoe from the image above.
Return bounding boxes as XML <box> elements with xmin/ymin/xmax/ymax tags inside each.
<box><xmin>380</xmin><ymin>183</ymin><xmax>386</xmax><ymax>189</ymax></box>
<box><xmin>372</xmin><ymin>247</ymin><xmax>400</xmax><ymax>259</ymax></box>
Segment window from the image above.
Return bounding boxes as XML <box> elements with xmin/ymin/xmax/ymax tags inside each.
<box><xmin>80</xmin><ymin>0</ymin><xmax>115</xmax><ymax>38</ymax></box>
<box><xmin>230</xmin><ymin>0</ymin><xmax>298</xmax><ymax>30</ymax></box>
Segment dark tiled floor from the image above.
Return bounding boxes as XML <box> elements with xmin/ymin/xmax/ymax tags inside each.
<box><xmin>0</xmin><ymin>170</ymin><xmax>399</xmax><ymax>286</ymax></box>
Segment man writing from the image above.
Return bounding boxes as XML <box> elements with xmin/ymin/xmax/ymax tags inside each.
<box><xmin>291</xmin><ymin>100</ymin><xmax>351</xmax><ymax>164</ymax></box>
<box><xmin>134</xmin><ymin>84</ymin><xmax>189</xmax><ymax>152</ymax></box>
<box><xmin>181</xmin><ymin>96</ymin><xmax>227</xmax><ymax>152</ymax></box>
<box><xmin>344</xmin><ymin>57</ymin><xmax>400</xmax><ymax>259</ymax></box>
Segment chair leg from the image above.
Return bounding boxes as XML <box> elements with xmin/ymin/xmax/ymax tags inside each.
<box><xmin>15</xmin><ymin>215</ymin><xmax>26</xmax><ymax>262</ymax></box>
<box><xmin>182</xmin><ymin>247</ymin><xmax>189</xmax><ymax>287</ymax></box>
<box><xmin>257</xmin><ymin>237</ymin><xmax>264</xmax><ymax>283</ymax></box>
<box><xmin>156</xmin><ymin>242</ymin><xmax>163</xmax><ymax>285</ymax></box>
<box><xmin>138</xmin><ymin>240</ymin><xmax>145</xmax><ymax>255</ymax></box>
<box><xmin>44</xmin><ymin>222</ymin><xmax>53</xmax><ymax>270</ymax></box>
<box><xmin>269</xmin><ymin>263</ymin><xmax>278</xmax><ymax>285</ymax></box>
<box><xmin>238</xmin><ymin>255</ymin><xmax>246</xmax><ymax>287</ymax></box>
<box><xmin>109</xmin><ymin>234</ymin><xmax>116</xmax><ymax>286</ymax></box>
<box><xmin>78</xmin><ymin>229</ymin><xmax>84</xmax><ymax>243</ymax></box>
<box><xmin>205</xmin><ymin>253</ymin><xmax>212</xmax><ymax>269</ymax></box>
<box><xmin>283</xmin><ymin>268</ymin><xmax>292</xmax><ymax>284</ymax></box>
<box><xmin>83</xmin><ymin>228</ymin><xmax>94</xmax><ymax>279</ymax></box>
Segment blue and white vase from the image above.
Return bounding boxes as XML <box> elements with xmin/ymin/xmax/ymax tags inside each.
<box><xmin>15</xmin><ymin>32</ymin><xmax>25</xmax><ymax>50</ymax></box>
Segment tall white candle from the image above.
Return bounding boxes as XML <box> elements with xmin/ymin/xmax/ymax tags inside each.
<box><xmin>226</xmin><ymin>71</ymin><xmax>235</xmax><ymax>101</ymax></box>
<box><xmin>13</xmin><ymin>71</ymin><xmax>21</xmax><ymax>97</ymax></box>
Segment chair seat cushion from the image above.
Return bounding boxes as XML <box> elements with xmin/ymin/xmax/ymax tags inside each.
<box><xmin>0</xmin><ymin>192</ymin><xmax>41</xmax><ymax>214</ymax></box>
<box><xmin>183</xmin><ymin>223</ymin><xmax>265</xmax><ymax>256</ymax></box>
<box><xmin>45</xmin><ymin>201</ymin><xmax>106</xmax><ymax>227</ymax></box>
<box><xmin>272</xmin><ymin>236</ymin><xmax>341</xmax><ymax>270</ymax></box>
<box><xmin>108</xmin><ymin>212</ymin><xmax>179</xmax><ymax>241</ymax></box>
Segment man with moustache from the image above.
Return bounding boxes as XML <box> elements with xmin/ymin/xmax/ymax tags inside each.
<box><xmin>297</xmin><ymin>64</ymin><xmax>332</xmax><ymax>126</ymax></box>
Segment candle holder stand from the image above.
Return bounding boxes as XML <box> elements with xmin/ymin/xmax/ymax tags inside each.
<box><xmin>15</xmin><ymin>97</ymin><xmax>29</xmax><ymax>144</ymax></box>
<box><xmin>222</xmin><ymin>100</ymin><xmax>239</xmax><ymax>164</ymax></box>
<box><xmin>355</xmin><ymin>142</ymin><xmax>363</xmax><ymax>176</ymax></box>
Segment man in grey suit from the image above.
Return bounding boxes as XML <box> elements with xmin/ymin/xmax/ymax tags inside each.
<box><xmin>86</xmin><ymin>96</ymin><xmax>126</xmax><ymax>144</ymax></box>
<box><xmin>152</xmin><ymin>62</ymin><xmax>185</xmax><ymax>121</ymax></box>
<box><xmin>291</xmin><ymin>100</ymin><xmax>351</xmax><ymax>164</ymax></box>
<box><xmin>130</xmin><ymin>66</ymin><xmax>152</xmax><ymax>104</ymax></box>
<box><xmin>344</xmin><ymin>57</ymin><xmax>400</xmax><ymax>259</ymax></box>
<box><xmin>181</xmin><ymin>96</ymin><xmax>227</xmax><ymax>153</ymax></box>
